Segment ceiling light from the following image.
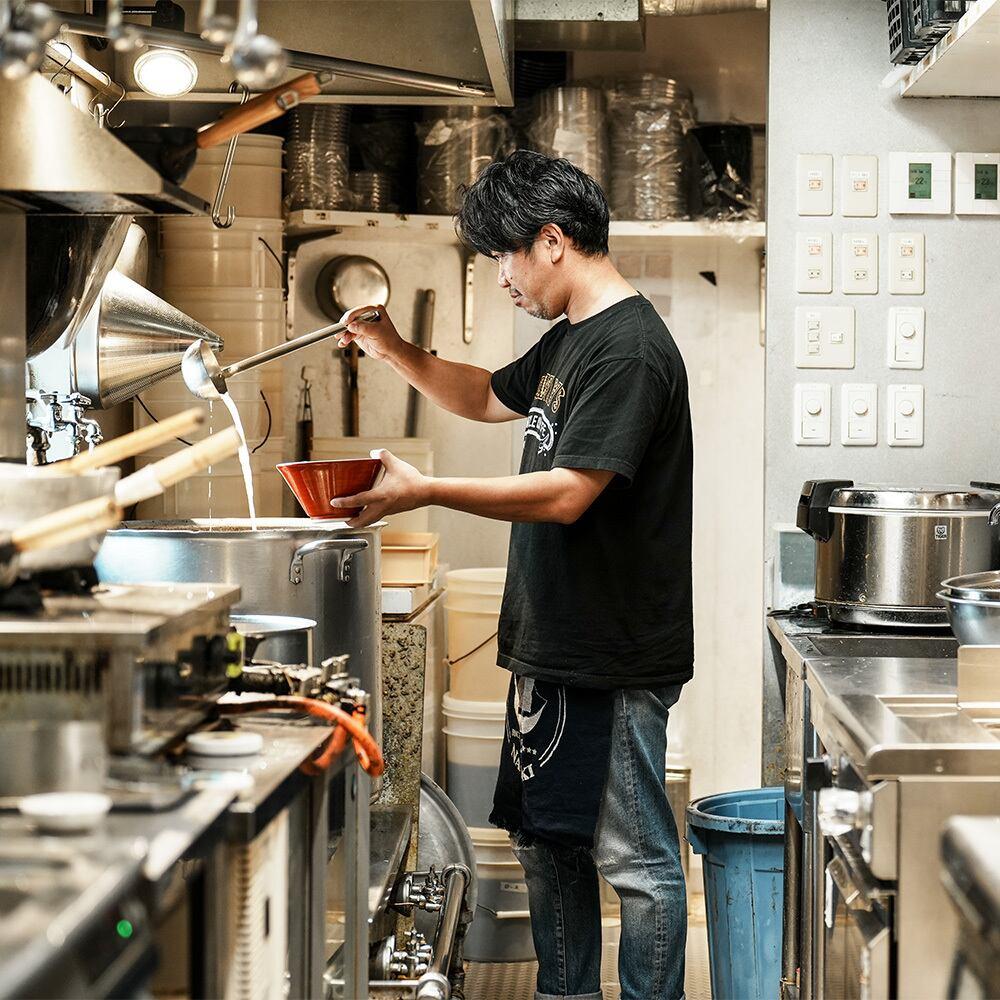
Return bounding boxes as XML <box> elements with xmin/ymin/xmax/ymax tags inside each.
<box><xmin>133</xmin><ymin>48</ymin><xmax>198</xmax><ymax>98</ymax></box>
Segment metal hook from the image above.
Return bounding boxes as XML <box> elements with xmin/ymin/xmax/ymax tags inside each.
<box><xmin>103</xmin><ymin>83</ymin><xmax>127</xmax><ymax>129</ymax></box>
<box><xmin>299</xmin><ymin>366</ymin><xmax>311</xmax><ymax>389</ymax></box>
<box><xmin>47</xmin><ymin>39</ymin><xmax>74</xmax><ymax>86</ymax></box>
<box><xmin>211</xmin><ymin>81</ymin><xmax>249</xmax><ymax>229</ymax></box>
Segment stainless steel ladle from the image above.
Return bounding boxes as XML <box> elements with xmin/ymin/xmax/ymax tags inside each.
<box><xmin>182</xmin><ymin>310</ymin><xmax>380</xmax><ymax>399</ymax></box>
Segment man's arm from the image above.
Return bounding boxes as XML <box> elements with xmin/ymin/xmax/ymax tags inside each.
<box><xmin>340</xmin><ymin>307</ymin><xmax>519</xmax><ymax>423</ymax></box>
<box><xmin>332</xmin><ymin>450</ymin><xmax>615</xmax><ymax>528</ymax></box>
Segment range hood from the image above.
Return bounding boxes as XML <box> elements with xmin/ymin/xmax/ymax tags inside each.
<box><xmin>0</xmin><ymin>74</ymin><xmax>206</xmax><ymax>215</ymax></box>
<box><xmin>515</xmin><ymin>0</ymin><xmax>645</xmax><ymax>51</ymax></box>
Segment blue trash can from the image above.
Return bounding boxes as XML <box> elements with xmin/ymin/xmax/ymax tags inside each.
<box><xmin>686</xmin><ymin>787</ymin><xmax>784</xmax><ymax>1000</ymax></box>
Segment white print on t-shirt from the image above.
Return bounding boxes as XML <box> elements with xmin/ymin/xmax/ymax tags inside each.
<box><xmin>525</xmin><ymin>406</ymin><xmax>558</xmax><ymax>455</ymax></box>
<box><xmin>507</xmin><ymin>677</ymin><xmax>567</xmax><ymax>781</ymax></box>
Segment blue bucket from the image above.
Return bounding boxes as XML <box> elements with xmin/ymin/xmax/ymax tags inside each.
<box><xmin>686</xmin><ymin>787</ymin><xmax>784</xmax><ymax>1000</ymax></box>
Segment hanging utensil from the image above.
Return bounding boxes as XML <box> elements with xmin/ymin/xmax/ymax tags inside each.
<box><xmin>405</xmin><ymin>289</ymin><xmax>435</xmax><ymax>437</ymax></box>
<box><xmin>182</xmin><ymin>312</ymin><xmax>380</xmax><ymax>400</ymax></box>
<box><xmin>211</xmin><ymin>81</ymin><xmax>250</xmax><ymax>229</ymax></box>
<box><xmin>295</xmin><ymin>367</ymin><xmax>314</xmax><ymax>462</ymax></box>
<box><xmin>314</xmin><ymin>255</ymin><xmax>391</xmax><ymax>437</ymax></box>
<box><xmin>115</xmin><ymin>70</ymin><xmax>330</xmax><ymax>185</ymax></box>
<box><xmin>38</xmin><ymin>408</ymin><xmax>205</xmax><ymax>476</ymax></box>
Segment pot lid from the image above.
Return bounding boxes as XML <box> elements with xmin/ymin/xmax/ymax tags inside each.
<box><xmin>829</xmin><ymin>485</ymin><xmax>1000</xmax><ymax>511</ymax></box>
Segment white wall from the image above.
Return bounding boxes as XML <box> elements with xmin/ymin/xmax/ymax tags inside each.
<box><xmin>284</xmin><ymin>235</ymin><xmax>516</xmax><ymax>571</ymax></box>
<box><xmin>763</xmin><ymin>0</ymin><xmax>1000</xmax><ymax>781</ymax></box>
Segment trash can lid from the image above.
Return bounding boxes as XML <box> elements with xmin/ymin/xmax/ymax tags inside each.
<box><xmin>685</xmin><ymin>787</ymin><xmax>784</xmax><ymax>837</ymax></box>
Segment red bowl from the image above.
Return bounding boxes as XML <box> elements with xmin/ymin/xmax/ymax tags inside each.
<box><xmin>276</xmin><ymin>458</ymin><xmax>382</xmax><ymax>519</ymax></box>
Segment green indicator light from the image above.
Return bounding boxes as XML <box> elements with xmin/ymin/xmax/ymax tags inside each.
<box><xmin>116</xmin><ymin>919</ymin><xmax>134</xmax><ymax>939</ymax></box>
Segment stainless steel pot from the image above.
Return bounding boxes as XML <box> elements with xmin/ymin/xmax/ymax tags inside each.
<box><xmin>95</xmin><ymin>518</ymin><xmax>382</xmax><ymax>744</ymax></box>
<box><xmin>797</xmin><ymin>481</ymin><xmax>1000</xmax><ymax>627</ymax></box>
<box><xmin>0</xmin><ymin>465</ymin><xmax>120</xmax><ymax>574</ymax></box>
<box><xmin>230</xmin><ymin>613</ymin><xmax>316</xmax><ymax>666</ymax></box>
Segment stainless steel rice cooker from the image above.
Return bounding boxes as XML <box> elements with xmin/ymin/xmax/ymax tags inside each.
<box><xmin>796</xmin><ymin>480</ymin><xmax>1000</xmax><ymax>627</ymax></box>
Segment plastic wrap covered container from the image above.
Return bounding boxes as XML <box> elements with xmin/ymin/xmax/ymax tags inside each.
<box><xmin>284</xmin><ymin>106</ymin><xmax>351</xmax><ymax>212</ymax></box>
<box><xmin>527</xmin><ymin>84</ymin><xmax>609</xmax><ymax>192</ymax></box>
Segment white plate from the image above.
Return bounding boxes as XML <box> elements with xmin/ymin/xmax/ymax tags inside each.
<box><xmin>19</xmin><ymin>792</ymin><xmax>112</xmax><ymax>833</ymax></box>
<box><xmin>186</xmin><ymin>730</ymin><xmax>264</xmax><ymax>757</ymax></box>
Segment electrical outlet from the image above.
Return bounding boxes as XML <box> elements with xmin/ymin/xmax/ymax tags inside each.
<box><xmin>797</xmin><ymin>154</ymin><xmax>834</xmax><ymax>216</ymax></box>
<box><xmin>841</xmin><ymin>233</ymin><xmax>878</xmax><ymax>294</ymax></box>
<box><xmin>841</xmin><ymin>155</ymin><xmax>878</xmax><ymax>217</ymax></box>
<box><xmin>888</xmin><ymin>233</ymin><xmax>925</xmax><ymax>295</ymax></box>
<box><xmin>795</xmin><ymin>232</ymin><xmax>832</xmax><ymax>293</ymax></box>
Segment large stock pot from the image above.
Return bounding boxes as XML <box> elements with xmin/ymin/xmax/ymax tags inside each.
<box><xmin>95</xmin><ymin>518</ymin><xmax>383</xmax><ymax>743</ymax></box>
<box><xmin>797</xmin><ymin>481</ymin><xmax>1000</xmax><ymax>627</ymax></box>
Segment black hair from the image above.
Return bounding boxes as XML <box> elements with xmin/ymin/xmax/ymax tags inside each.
<box><xmin>455</xmin><ymin>149</ymin><xmax>610</xmax><ymax>259</ymax></box>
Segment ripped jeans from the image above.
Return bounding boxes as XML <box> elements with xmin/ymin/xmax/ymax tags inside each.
<box><xmin>511</xmin><ymin>685</ymin><xmax>686</xmax><ymax>1000</ymax></box>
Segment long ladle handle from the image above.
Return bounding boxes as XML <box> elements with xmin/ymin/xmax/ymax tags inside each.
<box><xmin>220</xmin><ymin>310</ymin><xmax>380</xmax><ymax>381</ymax></box>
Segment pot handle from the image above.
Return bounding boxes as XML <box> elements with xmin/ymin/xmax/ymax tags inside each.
<box><xmin>289</xmin><ymin>537</ymin><xmax>368</xmax><ymax>585</ymax></box>
<box><xmin>796</xmin><ymin>479</ymin><xmax>853</xmax><ymax>543</ymax></box>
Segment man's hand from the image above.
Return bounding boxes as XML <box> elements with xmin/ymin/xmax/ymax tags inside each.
<box><xmin>332</xmin><ymin>449</ymin><xmax>430</xmax><ymax>528</ymax></box>
<box><xmin>337</xmin><ymin>305</ymin><xmax>404</xmax><ymax>362</ymax></box>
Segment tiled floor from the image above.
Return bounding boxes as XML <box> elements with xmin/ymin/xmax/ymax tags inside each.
<box><xmin>464</xmin><ymin>892</ymin><xmax>711</xmax><ymax>1000</ymax></box>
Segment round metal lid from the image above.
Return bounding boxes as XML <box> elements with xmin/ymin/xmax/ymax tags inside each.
<box><xmin>829</xmin><ymin>485</ymin><xmax>1000</xmax><ymax>512</ymax></box>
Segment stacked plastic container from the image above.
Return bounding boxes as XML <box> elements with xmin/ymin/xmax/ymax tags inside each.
<box><xmin>441</xmin><ymin>568</ymin><xmax>532</xmax><ymax>962</ymax></box>
<box><xmin>138</xmin><ymin>134</ymin><xmax>286</xmax><ymax>519</ymax></box>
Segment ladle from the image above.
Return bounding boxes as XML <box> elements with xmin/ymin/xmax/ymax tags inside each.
<box><xmin>182</xmin><ymin>311</ymin><xmax>380</xmax><ymax>400</ymax></box>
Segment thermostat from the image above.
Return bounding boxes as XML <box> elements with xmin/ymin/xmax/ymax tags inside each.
<box><xmin>955</xmin><ymin>153</ymin><xmax>1000</xmax><ymax>215</ymax></box>
<box><xmin>888</xmin><ymin>152</ymin><xmax>952</xmax><ymax>215</ymax></box>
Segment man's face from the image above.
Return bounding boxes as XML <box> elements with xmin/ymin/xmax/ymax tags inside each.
<box><xmin>494</xmin><ymin>241</ymin><xmax>561</xmax><ymax>321</ymax></box>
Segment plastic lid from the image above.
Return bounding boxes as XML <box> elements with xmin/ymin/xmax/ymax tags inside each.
<box><xmin>830</xmin><ymin>485</ymin><xmax>1000</xmax><ymax>512</ymax></box>
<box><xmin>467</xmin><ymin>825</ymin><xmax>513</xmax><ymax>846</ymax></box>
<box><xmin>442</xmin><ymin>692</ymin><xmax>507</xmax><ymax>718</ymax></box>
<box><xmin>186</xmin><ymin>730</ymin><xmax>264</xmax><ymax>757</ymax></box>
<box><xmin>19</xmin><ymin>792</ymin><xmax>112</xmax><ymax>831</ymax></box>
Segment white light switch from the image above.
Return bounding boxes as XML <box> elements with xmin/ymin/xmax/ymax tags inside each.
<box><xmin>797</xmin><ymin>154</ymin><xmax>834</xmax><ymax>216</ymax></box>
<box><xmin>794</xmin><ymin>306</ymin><xmax>856</xmax><ymax>368</ymax></box>
<box><xmin>888</xmin><ymin>152</ymin><xmax>952</xmax><ymax>215</ymax></box>
<box><xmin>888</xmin><ymin>384</ymin><xmax>924</xmax><ymax>447</ymax></box>
<box><xmin>887</xmin><ymin>306</ymin><xmax>925</xmax><ymax>369</ymax></box>
<box><xmin>841</xmin><ymin>384</ymin><xmax>878</xmax><ymax>446</ymax></box>
<box><xmin>795</xmin><ymin>383</ymin><xmax>832</xmax><ymax>445</ymax></box>
<box><xmin>955</xmin><ymin>152</ymin><xmax>1000</xmax><ymax>215</ymax></box>
<box><xmin>841</xmin><ymin>233</ymin><xmax>878</xmax><ymax>294</ymax></box>
<box><xmin>841</xmin><ymin>155</ymin><xmax>878</xmax><ymax>217</ymax></box>
<box><xmin>888</xmin><ymin>232</ymin><xmax>925</xmax><ymax>295</ymax></box>
<box><xmin>795</xmin><ymin>232</ymin><xmax>833</xmax><ymax>293</ymax></box>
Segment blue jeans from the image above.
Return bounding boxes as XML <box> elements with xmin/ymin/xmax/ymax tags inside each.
<box><xmin>511</xmin><ymin>685</ymin><xmax>687</xmax><ymax>1000</ymax></box>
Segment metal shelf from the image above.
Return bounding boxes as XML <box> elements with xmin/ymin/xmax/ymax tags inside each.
<box><xmin>900</xmin><ymin>0</ymin><xmax>1000</xmax><ymax>97</ymax></box>
<box><xmin>285</xmin><ymin>209</ymin><xmax>765</xmax><ymax>244</ymax></box>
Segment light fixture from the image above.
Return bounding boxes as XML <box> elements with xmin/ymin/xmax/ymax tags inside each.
<box><xmin>133</xmin><ymin>47</ymin><xmax>198</xmax><ymax>98</ymax></box>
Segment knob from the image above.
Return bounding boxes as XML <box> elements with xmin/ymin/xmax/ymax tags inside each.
<box><xmin>899</xmin><ymin>400</ymin><xmax>915</xmax><ymax>417</ymax></box>
<box><xmin>817</xmin><ymin>787</ymin><xmax>869</xmax><ymax>839</ymax></box>
<box><xmin>852</xmin><ymin>398</ymin><xmax>868</xmax><ymax>416</ymax></box>
<box><xmin>804</xmin><ymin>755</ymin><xmax>833</xmax><ymax>792</ymax></box>
<box><xmin>900</xmin><ymin>322</ymin><xmax>916</xmax><ymax>339</ymax></box>
<box><xmin>806</xmin><ymin>400</ymin><xmax>822</xmax><ymax>416</ymax></box>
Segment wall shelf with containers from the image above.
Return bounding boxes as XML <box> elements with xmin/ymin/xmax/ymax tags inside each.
<box><xmin>285</xmin><ymin>209</ymin><xmax>765</xmax><ymax>245</ymax></box>
<box><xmin>900</xmin><ymin>0</ymin><xmax>1000</xmax><ymax>97</ymax></box>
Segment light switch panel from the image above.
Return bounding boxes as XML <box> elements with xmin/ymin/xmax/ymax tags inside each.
<box><xmin>794</xmin><ymin>383</ymin><xmax>831</xmax><ymax>446</ymax></box>
<box><xmin>794</xmin><ymin>306</ymin><xmax>856</xmax><ymax>368</ymax></box>
<box><xmin>955</xmin><ymin>152</ymin><xmax>1000</xmax><ymax>215</ymax></box>
<box><xmin>888</xmin><ymin>152</ymin><xmax>952</xmax><ymax>215</ymax></box>
<box><xmin>888</xmin><ymin>232</ymin><xmax>925</xmax><ymax>295</ymax></box>
<box><xmin>887</xmin><ymin>384</ymin><xmax>924</xmax><ymax>447</ymax></box>
<box><xmin>887</xmin><ymin>306</ymin><xmax>925</xmax><ymax>369</ymax></box>
<box><xmin>841</xmin><ymin>155</ymin><xmax>878</xmax><ymax>217</ymax></box>
<box><xmin>841</xmin><ymin>233</ymin><xmax>878</xmax><ymax>294</ymax></box>
<box><xmin>795</xmin><ymin>232</ymin><xmax>833</xmax><ymax>293</ymax></box>
<box><xmin>841</xmin><ymin>384</ymin><xmax>878</xmax><ymax>446</ymax></box>
<box><xmin>797</xmin><ymin>154</ymin><xmax>834</xmax><ymax>216</ymax></box>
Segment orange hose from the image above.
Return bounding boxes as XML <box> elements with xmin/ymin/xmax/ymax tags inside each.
<box><xmin>218</xmin><ymin>696</ymin><xmax>385</xmax><ymax>777</ymax></box>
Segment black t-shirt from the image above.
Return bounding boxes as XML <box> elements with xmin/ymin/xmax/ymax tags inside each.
<box><xmin>490</xmin><ymin>294</ymin><xmax>694</xmax><ymax>689</ymax></box>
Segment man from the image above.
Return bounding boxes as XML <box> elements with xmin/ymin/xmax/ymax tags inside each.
<box><xmin>334</xmin><ymin>149</ymin><xmax>693</xmax><ymax>1000</ymax></box>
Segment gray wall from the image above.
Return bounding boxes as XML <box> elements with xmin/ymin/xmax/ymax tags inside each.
<box><xmin>763</xmin><ymin>0</ymin><xmax>1000</xmax><ymax>782</ymax></box>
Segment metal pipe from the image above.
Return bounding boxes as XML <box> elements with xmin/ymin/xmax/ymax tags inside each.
<box><xmin>43</xmin><ymin>39</ymin><xmax>124</xmax><ymax>100</ymax></box>
<box><xmin>416</xmin><ymin>864</ymin><xmax>471</xmax><ymax>1000</ymax></box>
<box><xmin>52</xmin><ymin>10</ymin><xmax>493</xmax><ymax>97</ymax></box>
<box><xmin>780</xmin><ymin>800</ymin><xmax>802</xmax><ymax>998</ymax></box>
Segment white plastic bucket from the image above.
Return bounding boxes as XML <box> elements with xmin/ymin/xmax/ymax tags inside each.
<box><xmin>160</xmin><ymin>247</ymin><xmax>283</xmax><ymax>289</ymax></box>
<box><xmin>163</xmin><ymin>286</ymin><xmax>285</xmax><ymax>321</ymax></box>
<box><xmin>312</xmin><ymin>437</ymin><xmax>434</xmax><ymax>532</ymax></box>
<box><xmin>444</xmin><ymin>568</ymin><xmax>508</xmax><ymax>701</ymax></box>
<box><xmin>442</xmin><ymin>693</ymin><xmax>505</xmax><ymax>828</ymax></box>
<box><xmin>464</xmin><ymin>825</ymin><xmax>534</xmax><ymax>963</ymax></box>
<box><xmin>160</xmin><ymin>216</ymin><xmax>284</xmax><ymax>250</ymax></box>
<box><xmin>195</xmin><ymin>135</ymin><xmax>283</xmax><ymax>167</ymax></box>
<box><xmin>185</xmin><ymin>138</ymin><xmax>284</xmax><ymax>218</ymax></box>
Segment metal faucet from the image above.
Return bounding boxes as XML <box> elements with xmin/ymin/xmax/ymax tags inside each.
<box><xmin>25</xmin><ymin>390</ymin><xmax>102</xmax><ymax>464</ymax></box>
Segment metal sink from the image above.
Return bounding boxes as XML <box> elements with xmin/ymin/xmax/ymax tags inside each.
<box><xmin>808</xmin><ymin>634</ymin><xmax>958</xmax><ymax>659</ymax></box>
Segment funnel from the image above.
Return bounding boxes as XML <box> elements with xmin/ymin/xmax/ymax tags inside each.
<box><xmin>72</xmin><ymin>271</ymin><xmax>224</xmax><ymax>409</ymax></box>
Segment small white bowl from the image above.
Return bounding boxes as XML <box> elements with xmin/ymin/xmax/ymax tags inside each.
<box><xmin>19</xmin><ymin>792</ymin><xmax>112</xmax><ymax>833</ymax></box>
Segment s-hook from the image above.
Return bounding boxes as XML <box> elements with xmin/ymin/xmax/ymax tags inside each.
<box><xmin>211</xmin><ymin>80</ymin><xmax>250</xmax><ymax>229</ymax></box>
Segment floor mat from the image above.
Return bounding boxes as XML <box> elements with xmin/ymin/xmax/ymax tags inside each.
<box><xmin>464</xmin><ymin>893</ymin><xmax>711</xmax><ymax>1000</ymax></box>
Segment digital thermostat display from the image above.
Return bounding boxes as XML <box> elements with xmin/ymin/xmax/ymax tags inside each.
<box><xmin>974</xmin><ymin>163</ymin><xmax>998</xmax><ymax>201</ymax></box>
<box><xmin>908</xmin><ymin>162</ymin><xmax>933</xmax><ymax>200</ymax></box>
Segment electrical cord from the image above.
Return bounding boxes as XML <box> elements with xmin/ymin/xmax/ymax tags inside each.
<box><xmin>251</xmin><ymin>390</ymin><xmax>272</xmax><ymax>454</ymax></box>
<box><xmin>136</xmin><ymin>395</ymin><xmax>194</xmax><ymax>446</ymax></box>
